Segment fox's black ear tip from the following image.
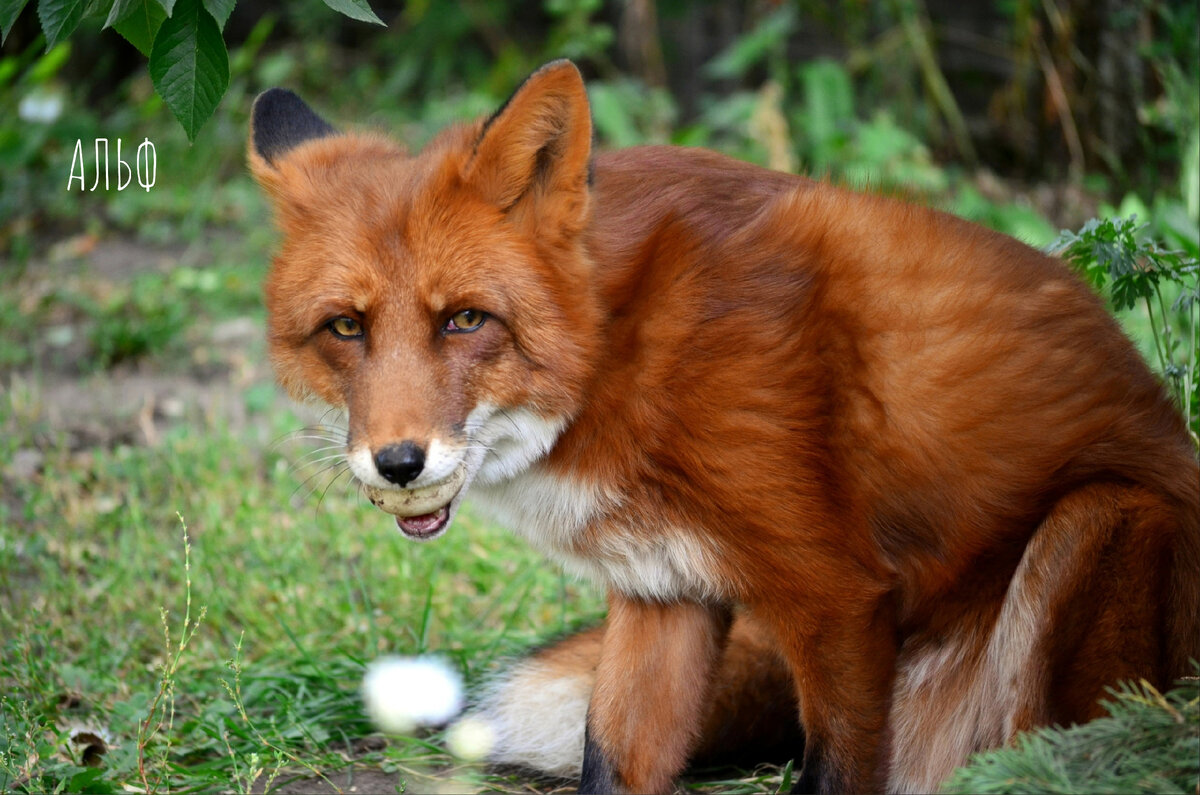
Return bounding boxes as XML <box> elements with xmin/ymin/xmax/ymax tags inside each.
<box><xmin>534</xmin><ymin>59</ymin><xmax>582</xmax><ymax>80</ymax></box>
<box><xmin>250</xmin><ymin>88</ymin><xmax>336</xmax><ymax>165</ymax></box>
<box><xmin>252</xmin><ymin>87</ymin><xmax>298</xmax><ymax>114</ymax></box>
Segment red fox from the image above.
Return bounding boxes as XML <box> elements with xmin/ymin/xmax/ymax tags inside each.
<box><xmin>249</xmin><ymin>61</ymin><xmax>1200</xmax><ymax>793</ymax></box>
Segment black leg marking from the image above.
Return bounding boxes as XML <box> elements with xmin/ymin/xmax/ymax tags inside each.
<box><xmin>579</xmin><ymin>720</ymin><xmax>619</xmax><ymax>794</ymax></box>
<box><xmin>793</xmin><ymin>742</ymin><xmax>850</xmax><ymax>795</ymax></box>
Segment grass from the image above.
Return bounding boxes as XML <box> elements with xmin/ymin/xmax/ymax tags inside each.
<box><xmin>0</xmin><ymin>385</ymin><xmax>608</xmax><ymax>792</ymax></box>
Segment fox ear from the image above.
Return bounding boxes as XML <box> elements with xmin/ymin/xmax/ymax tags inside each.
<box><xmin>248</xmin><ymin>88</ymin><xmax>337</xmax><ymax>172</ymax></box>
<box><xmin>464</xmin><ymin>60</ymin><xmax>592</xmax><ymax>223</ymax></box>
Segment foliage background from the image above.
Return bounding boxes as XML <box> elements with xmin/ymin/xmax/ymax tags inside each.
<box><xmin>1</xmin><ymin>1</ymin><xmax>1197</xmax><ymax>792</ymax></box>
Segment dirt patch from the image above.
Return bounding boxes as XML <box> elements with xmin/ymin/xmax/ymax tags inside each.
<box><xmin>14</xmin><ymin>366</ymin><xmax>261</xmax><ymax>449</ymax></box>
<box><xmin>5</xmin><ymin>232</ymin><xmax>278</xmax><ymax>453</ymax></box>
<box><xmin>254</xmin><ymin>764</ymin><xmax>581</xmax><ymax>795</ymax></box>
<box><xmin>257</xmin><ymin>766</ymin><xmax>406</xmax><ymax>794</ymax></box>
<box><xmin>54</xmin><ymin>235</ymin><xmax>186</xmax><ymax>281</ymax></box>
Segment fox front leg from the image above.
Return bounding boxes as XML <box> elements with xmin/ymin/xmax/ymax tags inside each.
<box><xmin>580</xmin><ymin>594</ymin><xmax>733</xmax><ymax>794</ymax></box>
<box><xmin>764</xmin><ymin>586</ymin><xmax>898</xmax><ymax>794</ymax></box>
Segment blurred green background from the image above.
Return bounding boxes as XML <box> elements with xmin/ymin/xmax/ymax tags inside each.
<box><xmin>3</xmin><ymin>0</ymin><xmax>1199</xmax><ymax>256</ymax></box>
<box><xmin>1</xmin><ymin>1</ymin><xmax>1197</xmax><ymax>793</ymax></box>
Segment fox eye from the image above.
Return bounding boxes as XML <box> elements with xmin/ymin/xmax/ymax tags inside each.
<box><xmin>327</xmin><ymin>316</ymin><xmax>363</xmax><ymax>339</ymax></box>
<box><xmin>445</xmin><ymin>309</ymin><xmax>486</xmax><ymax>333</ymax></box>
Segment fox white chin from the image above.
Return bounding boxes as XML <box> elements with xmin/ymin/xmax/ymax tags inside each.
<box><xmin>359</xmin><ymin>405</ymin><xmax>567</xmax><ymax>542</ymax></box>
<box><xmin>362</xmin><ymin>461</ymin><xmax>477</xmax><ymax>541</ymax></box>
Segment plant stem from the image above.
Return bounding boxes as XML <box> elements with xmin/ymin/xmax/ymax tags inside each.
<box><xmin>1144</xmin><ymin>294</ymin><xmax>1169</xmax><ymax>375</ymax></box>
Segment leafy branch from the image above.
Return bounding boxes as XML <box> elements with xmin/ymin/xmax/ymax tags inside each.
<box><xmin>1051</xmin><ymin>216</ymin><xmax>1200</xmax><ymax>447</ymax></box>
<box><xmin>1</xmin><ymin>0</ymin><xmax>385</xmax><ymax>141</ymax></box>
<box><xmin>944</xmin><ymin>668</ymin><xmax>1200</xmax><ymax>794</ymax></box>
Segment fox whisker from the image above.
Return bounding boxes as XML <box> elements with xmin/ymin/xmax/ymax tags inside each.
<box><xmin>315</xmin><ymin>464</ymin><xmax>354</xmax><ymax>515</ymax></box>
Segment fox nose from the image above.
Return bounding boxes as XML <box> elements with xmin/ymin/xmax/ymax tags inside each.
<box><xmin>374</xmin><ymin>441</ymin><xmax>425</xmax><ymax>486</ymax></box>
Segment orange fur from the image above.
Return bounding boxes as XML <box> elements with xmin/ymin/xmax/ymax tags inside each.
<box><xmin>250</xmin><ymin>61</ymin><xmax>1200</xmax><ymax>793</ymax></box>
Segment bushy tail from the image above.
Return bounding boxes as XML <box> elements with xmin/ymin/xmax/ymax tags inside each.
<box><xmin>458</xmin><ymin>625</ymin><xmax>602</xmax><ymax>778</ymax></box>
<box><xmin>456</xmin><ymin>612</ymin><xmax>801</xmax><ymax>778</ymax></box>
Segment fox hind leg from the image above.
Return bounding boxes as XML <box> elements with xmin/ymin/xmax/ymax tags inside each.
<box><xmin>885</xmin><ymin>480</ymin><xmax>1196</xmax><ymax>793</ymax></box>
<box><xmin>995</xmin><ymin>482</ymin><xmax>1190</xmax><ymax>729</ymax></box>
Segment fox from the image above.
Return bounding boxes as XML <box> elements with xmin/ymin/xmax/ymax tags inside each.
<box><xmin>248</xmin><ymin>60</ymin><xmax>1200</xmax><ymax>793</ymax></box>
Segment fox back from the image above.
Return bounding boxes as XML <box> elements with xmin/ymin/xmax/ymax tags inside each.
<box><xmin>251</xmin><ymin>62</ymin><xmax>1200</xmax><ymax>793</ymax></box>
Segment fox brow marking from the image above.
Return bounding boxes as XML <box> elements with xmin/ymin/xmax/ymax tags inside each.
<box><xmin>252</xmin><ymin>88</ymin><xmax>337</xmax><ymax>165</ymax></box>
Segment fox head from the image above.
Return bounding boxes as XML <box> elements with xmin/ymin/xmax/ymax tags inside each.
<box><xmin>249</xmin><ymin>61</ymin><xmax>601</xmax><ymax>540</ymax></box>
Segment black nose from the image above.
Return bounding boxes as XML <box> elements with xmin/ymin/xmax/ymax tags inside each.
<box><xmin>374</xmin><ymin>441</ymin><xmax>425</xmax><ymax>486</ymax></box>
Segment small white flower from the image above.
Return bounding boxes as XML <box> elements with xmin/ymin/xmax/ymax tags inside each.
<box><xmin>361</xmin><ymin>655</ymin><xmax>463</xmax><ymax>735</ymax></box>
<box><xmin>445</xmin><ymin>715</ymin><xmax>496</xmax><ymax>761</ymax></box>
<box><xmin>18</xmin><ymin>91</ymin><xmax>64</xmax><ymax>123</ymax></box>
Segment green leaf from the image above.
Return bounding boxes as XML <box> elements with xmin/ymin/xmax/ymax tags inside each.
<box><xmin>1183</xmin><ymin>128</ymin><xmax>1200</xmax><ymax>223</ymax></box>
<box><xmin>149</xmin><ymin>0</ymin><xmax>228</xmax><ymax>141</ymax></box>
<box><xmin>66</xmin><ymin>767</ymin><xmax>112</xmax><ymax>793</ymax></box>
<box><xmin>201</xmin><ymin>0</ymin><xmax>231</xmax><ymax>30</ymax></box>
<box><xmin>104</xmin><ymin>0</ymin><xmax>147</xmax><ymax>26</ymax></box>
<box><xmin>112</xmin><ymin>0</ymin><xmax>165</xmax><ymax>55</ymax></box>
<box><xmin>1</xmin><ymin>0</ymin><xmax>32</xmax><ymax>44</ymax></box>
<box><xmin>320</xmin><ymin>0</ymin><xmax>383</xmax><ymax>26</ymax></box>
<box><xmin>704</xmin><ymin>6</ymin><xmax>794</xmax><ymax>79</ymax></box>
<box><xmin>25</xmin><ymin>40</ymin><xmax>70</xmax><ymax>82</ymax></box>
<box><xmin>800</xmin><ymin>59</ymin><xmax>854</xmax><ymax>165</ymax></box>
<box><xmin>37</xmin><ymin>0</ymin><xmax>88</xmax><ymax>48</ymax></box>
<box><xmin>589</xmin><ymin>83</ymin><xmax>639</xmax><ymax>148</ymax></box>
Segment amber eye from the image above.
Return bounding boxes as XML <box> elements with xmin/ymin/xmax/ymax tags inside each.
<box><xmin>445</xmin><ymin>309</ymin><xmax>486</xmax><ymax>333</ymax></box>
<box><xmin>327</xmin><ymin>316</ymin><xmax>363</xmax><ymax>339</ymax></box>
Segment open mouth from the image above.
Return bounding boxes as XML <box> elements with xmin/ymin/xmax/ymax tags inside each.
<box><xmin>362</xmin><ymin>467</ymin><xmax>469</xmax><ymax>542</ymax></box>
<box><xmin>394</xmin><ymin>505</ymin><xmax>451</xmax><ymax>539</ymax></box>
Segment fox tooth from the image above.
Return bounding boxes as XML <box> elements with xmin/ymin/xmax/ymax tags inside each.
<box><xmin>363</xmin><ymin>465</ymin><xmax>468</xmax><ymax>517</ymax></box>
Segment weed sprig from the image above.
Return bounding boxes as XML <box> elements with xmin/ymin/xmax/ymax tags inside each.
<box><xmin>136</xmin><ymin>513</ymin><xmax>207</xmax><ymax>793</ymax></box>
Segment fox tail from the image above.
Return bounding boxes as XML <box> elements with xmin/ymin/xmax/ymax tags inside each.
<box><xmin>456</xmin><ymin>614</ymin><xmax>802</xmax><ymax>778</ymax></box>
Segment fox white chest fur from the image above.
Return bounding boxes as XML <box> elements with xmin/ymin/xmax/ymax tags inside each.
<box><xmin>472</xmin><ymin>464</ymin><xmax>726</xmax><ymax>603</ymax></box>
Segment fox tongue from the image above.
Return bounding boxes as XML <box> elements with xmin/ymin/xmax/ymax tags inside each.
<box><xmin>395</xmin><ymin>506</ymin><xmax>449</xmax><ymax>538</ymax></box>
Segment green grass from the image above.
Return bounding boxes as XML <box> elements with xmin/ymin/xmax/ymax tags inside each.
<box><xmin>0</xmin><ymin>390</ymin><xmax>609</xmax><ymax>792</ymax></box>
